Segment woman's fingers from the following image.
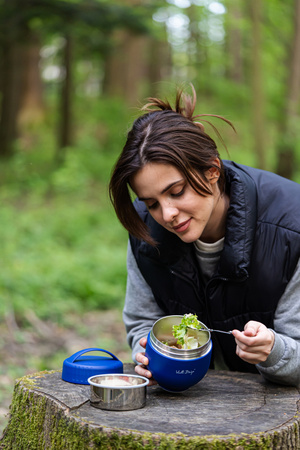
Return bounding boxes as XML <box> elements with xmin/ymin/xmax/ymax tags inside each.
<box><xmin>134</xmin><ymin>362</ymin><xmax>156</xmax><ymax>384</ymax></box>
<box><xmin>135</xmin><ymin>342</ymin><xmax>157</xmax><ymax>385</ymax></box>
<box><xmin>139</xmin><ymin>337</ymin><xmax>148</xmax><ymax>349</ymax></box>
<box><xmin>232</xmin><ymin>321</ymin><xmax>275</xmax><ymax>364</ymax></box>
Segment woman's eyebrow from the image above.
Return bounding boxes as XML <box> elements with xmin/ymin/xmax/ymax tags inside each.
<box><xmin>139</xmin><ymin>179</ymin><xmax>183</xmax><ymax>201</ymax></box>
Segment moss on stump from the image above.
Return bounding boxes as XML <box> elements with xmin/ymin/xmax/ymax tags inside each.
<box><xmin>0</xmin><ymin>368</ymin><xmax>299</xmax><ymax>449</ymax></box>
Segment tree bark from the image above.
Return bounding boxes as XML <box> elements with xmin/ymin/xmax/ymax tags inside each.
<box><xmin>0</xmin><ymin>39</ymin><xmax>24</xmax><ymax>158</ymax></box>
<box><xmin>0</xmin><ymin>6</ymin><xmax>45</xmax><ymax>157</ymax></box>
<box><xmin>186</xmin><ymin>4</ymin><xmax>210</xmax><ymax>93</ymax></box>
<box><xmin>250</xmin><ymin>0</ymin><xmax>266</xmax><ymax>169</ymax></box>
<box><xmin>148</xmin><ymin>35</ymin><xmax>171</xmax><ymax>90</ymax></box>
<box><xmin>276</xmin><ymin>0</ymin><xmax>300</xmax><ymax>179</ymax></box>
<box><xmin>17</xmin><ymin>30</ymin><xmax>45</xmax><ymax>129</ymax></box>
<box><xmin>102</xmin><ymin>0</ymin><xmax>165</xmax><ymax>105</ymax></box>
<box><xmin>226</xmin><ymin>0</ymin><xmax>243</xmax><ymax>83</ymax></box>
<box><xmin>103</xmin><ymin>29</ymin><xmax>151</xmax><ymax>105</ymax></box>
<box><xmin>56</xmin><ymin>33</ymin><xmax>73</xmax><ymax>164</ymax></box>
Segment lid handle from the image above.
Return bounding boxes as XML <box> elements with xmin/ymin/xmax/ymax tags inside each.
<box><xmin>69</xmin><ymin>348</ymin><xmax>120</xmax><ymax>363</ymax></box>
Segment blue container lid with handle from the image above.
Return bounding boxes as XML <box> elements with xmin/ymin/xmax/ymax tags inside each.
<box><xmin>62</xmin><ymin>348</ymin><xmax>123</xmax><ymax>385</ymax></box>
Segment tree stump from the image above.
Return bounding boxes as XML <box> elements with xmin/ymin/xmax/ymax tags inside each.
<box><xmin>1</xmin><ymin>365</ymin><xmax>299</xmax><ymax>449</ymax></box>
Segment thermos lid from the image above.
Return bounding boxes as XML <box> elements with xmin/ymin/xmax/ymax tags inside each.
<box><xmin>62</xmin><ymin>348</ymin><xmax>123</xmax><ymax>385</ymax></box>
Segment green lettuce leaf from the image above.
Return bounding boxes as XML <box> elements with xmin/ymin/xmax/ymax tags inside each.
<box><xmin>172</xmin><ymin>313</ymin><xmax>203</xmax><ymax>348</ymax></box>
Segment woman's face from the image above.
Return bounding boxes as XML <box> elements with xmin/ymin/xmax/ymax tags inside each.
<box><xmin>131</xmin><ymin>162</ymin><xmax>227</xmax><ymax>243</ymax></box>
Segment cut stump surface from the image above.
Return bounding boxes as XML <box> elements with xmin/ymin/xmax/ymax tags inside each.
<box><xmin>1</xmin><ymin>365</ymin><xmax>299</xmax><ymax>449</ymax></box>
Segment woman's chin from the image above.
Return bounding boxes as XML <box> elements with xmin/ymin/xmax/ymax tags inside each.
<box><xmin>175</xmin><ymin>231</ymin><xmax>201</xmax><ymax>244</ymax></box>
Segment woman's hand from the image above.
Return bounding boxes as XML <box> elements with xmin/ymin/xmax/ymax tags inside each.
<box><xmin>232</xmin><ymin>321</ymin><xmax>275</xmax><ymax>365</ymax></box>
<box><xmin>134</xmin><ymin>337</ymin><xmax>157</xmax><ymax>385</ymax></box>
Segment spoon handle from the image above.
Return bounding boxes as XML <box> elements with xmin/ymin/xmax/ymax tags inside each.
<box><xmin>189</xmin><ymin>327</ymin><xmax>232</xmax><ymax>335</ymax></box>
<box><xmin>208</xmin><ymin>329</ymin><xmax>232</xmax><ymax>335</ymax></box>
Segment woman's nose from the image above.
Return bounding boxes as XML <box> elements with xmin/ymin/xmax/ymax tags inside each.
<box><xmin>162</xmin><ymin>205</ymin><xmax>178</xmax><ymax>222</ymax></box>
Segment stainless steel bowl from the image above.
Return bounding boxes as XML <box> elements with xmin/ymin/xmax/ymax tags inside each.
<box><xmin>88</xmin><ymin>374</ymin><xmax>149</xmax><ymax>411</ymax></box>
<box><xmin>150</xmin><ymin>315</ymin><xmax>211</xmax><ymax>359</ymax></box>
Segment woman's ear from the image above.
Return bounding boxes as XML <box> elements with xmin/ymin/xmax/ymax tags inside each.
<box><xmin>206</xmin><ymin>158</ymin><xmax>221</xmax><ymax>184</ymax></box>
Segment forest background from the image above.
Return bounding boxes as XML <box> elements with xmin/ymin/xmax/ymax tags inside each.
<box><xmin>0</xmin><ymin>0</ymin><xmax>300</xmax><ymax>433</ymax></box>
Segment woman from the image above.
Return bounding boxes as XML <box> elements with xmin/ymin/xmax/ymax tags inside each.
<box><xmin>109</xmin><ymin>86</ymin><xmax>300</xmax><ymax>387</ymax></box>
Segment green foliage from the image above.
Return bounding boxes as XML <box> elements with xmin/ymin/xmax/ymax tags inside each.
<box><xmin>0</xmin><ymin>196</ymin><xmax>127</xmax><ymax>320</ymax></box>
<box><xmin>0</xmin><ymin>97</ymin><xmax>131</xmax><ymax>323</ymax></box>
<box><xmin>0</xmin><ymin>0</ymin><xmax>151</xmax><ymax>39</ymax></box>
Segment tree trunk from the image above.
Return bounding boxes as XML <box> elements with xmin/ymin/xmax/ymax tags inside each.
<box><xmin>226</xmin><ymin>0</ymin><xmax>243</xmax><ymax>83</ymax></box>
<box><xmin>0</xmin><ymin>9</ymin><xmax>44</xmax><ymax>157</ymax></box>
<box><xmin>250</xmin><ymin>0</ymin><xmax>266</xmax><ymax>169</ymax></box>
<box><xmin>17</xmin><ymin>30</ymin><xmax>45</xmax><ymax>130</ymax></box>
<box><xmin>276</xmin><ymin>0</ymin><xmax>300</xmax><ymax>179</ymax></box>
<box><xmin>102</xmin><ymin>0</ymin><xmax>164</xmax><ymax>104</ymax></box>
<box><xmin>0</xmin><ymin>39</ymin><xmax>24</xmax><ymax>158</ymax></box>
<box><xmin>186</xmin><ymin>4</ymin><xmax>210</xmax><ymax>92</ymax></box>
<box><xmin>56</xmin><ymin>34</ymin><xmax>73</xmax><ymax>164</ymax></box>
<box><xmin>103</xmin><ymin>29</ymin><xmax>151</xmax><ymax>105</ymax></box>
<box><xmin>148</xmin><ymin>36</ymin><xmax>171</xmax><ymax>90</ymax></box>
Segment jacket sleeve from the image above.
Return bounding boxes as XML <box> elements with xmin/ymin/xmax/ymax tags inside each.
<box><xmin>256</xmin><ymin>258</ymin><xmax>300</xmax><ymax>387</ymax></box>
<box><xmin>122</xmin><ymin>240</ymin><xmax>165</xmax><ymax>363</ymax></box>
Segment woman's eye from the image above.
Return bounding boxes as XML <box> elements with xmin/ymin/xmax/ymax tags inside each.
<box><xmin>172</xmin><ymin>187</ymin><xmax>185</xmax><ymax>197</ymax></box>
<box><xmin>148</xmin><ymin>202</ymin><xmax>158</xmax><ymax>210</ymax></box>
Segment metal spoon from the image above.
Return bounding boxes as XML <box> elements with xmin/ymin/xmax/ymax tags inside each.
<box><xmin>188</xmin><ymin>326</ymin><xmax>232</xmax><ymax>335</ymax></box>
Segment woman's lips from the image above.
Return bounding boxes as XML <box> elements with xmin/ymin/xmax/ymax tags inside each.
<box><xmin>173</xmin><ymin>218</ymin><xmax>191</xmax><ymax>233</ymax></box>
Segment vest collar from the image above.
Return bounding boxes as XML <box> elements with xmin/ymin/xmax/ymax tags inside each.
<box><xmin>220</xmin><ymin>161</ymin><xmax>257</xmax><ymax>279</ymax></box>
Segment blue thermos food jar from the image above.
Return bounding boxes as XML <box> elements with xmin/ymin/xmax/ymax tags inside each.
<box><xmin>145</xmin><ymin>315</ymin><xmax>212</xmax><ymax>392</ymax></box>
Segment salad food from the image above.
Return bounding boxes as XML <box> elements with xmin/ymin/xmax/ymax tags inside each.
<box><xmin>172</xmin><ymin>313</ymin><xmax>207</xmax><ymax>349</ymax></box>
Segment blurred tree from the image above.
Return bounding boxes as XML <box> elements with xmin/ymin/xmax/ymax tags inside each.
<box><xmin>250</xmin><ymin>0</ymin><xmax>266</xmax><ymax>169</ymax></box>
<box><xmin>102</xmin><ymin>29</ymin><xmax>149</xmax><ymax>104</ymax></box>
<box><xmin>225</xmin><ymin>0</ymin><xmax>243</xmax><ymax>83</ymax></box>
<box><xmin>148</xmin><ymin>33</ymin><xmax>171</xmax><ymax>88</ymax></box>
<box><xmin>0</xmin><ymin>0</ymin><xmax>150</xmax><ymax>159</ymax></box>
<box><xmin>186</xmin><ymin>3</ymin><xmax>209</xmax><ymax>90</ymax></box>
<box><xmin>17</xmin><ymin>30</ymin><xmax>45</xmax><ymax>130</ymax></box>
<box><xmin>0</xmin><ymin>0</ymin><xmax>298</xmax><ymax>174</ymax></box>
<box><xmin>276</xmin><ymin>0</ymin><xmax>300</xmax><ymax>179</ymax></box>
<box><xmin>0</xmin><ymin>0</ymin><xmax>26</xmax><ymax>158</ymax></box>
<box><xmin>102</xmin><ymin>0</ymin><xmax>168</xmax><ymax>105</ymax></box>
<box><xmin>57</xmin><ymin>33</ymin><xmax>73</xmax><ymax>162</ymax></box>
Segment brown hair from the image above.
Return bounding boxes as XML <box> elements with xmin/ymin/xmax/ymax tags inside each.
<box><xmin>109</xmin><ymin>85</ymin><xmax>235</xmax><ymax>246</ymax></box>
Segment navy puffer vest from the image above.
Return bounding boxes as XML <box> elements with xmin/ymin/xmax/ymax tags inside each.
<box><xmin>130</xmin><ymin>161</ymin><xmax>300</xmax><ymax>373</ymax></box>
